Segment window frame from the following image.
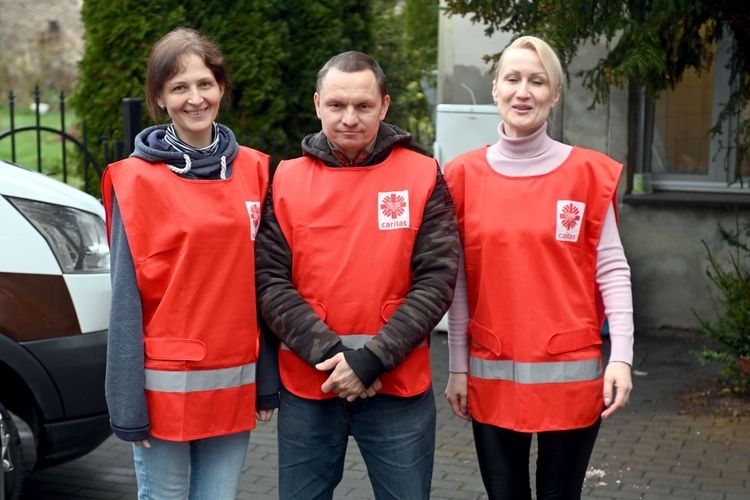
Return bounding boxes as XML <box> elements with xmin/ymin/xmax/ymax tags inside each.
<box><xmin>640</xmin><ymin>36</ymin><xmax>747</xmax><ymax>194</ymax></box>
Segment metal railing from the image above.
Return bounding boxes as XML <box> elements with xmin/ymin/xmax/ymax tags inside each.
<box><xmin>0</xmin><ymin>87</ymin><xmax>123</xmax><ymax>194</ymax></box>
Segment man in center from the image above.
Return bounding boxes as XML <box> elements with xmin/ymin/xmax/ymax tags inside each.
<box><xmin>255</xmin><ymin>51</ymin><xmax>459</xmax><ymax>499</ymax></box>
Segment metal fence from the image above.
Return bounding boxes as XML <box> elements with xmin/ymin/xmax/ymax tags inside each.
<box><xmin>0</xmin><ymin>87</ymin><xmax>128</xmax><ymax>194</ymax></box>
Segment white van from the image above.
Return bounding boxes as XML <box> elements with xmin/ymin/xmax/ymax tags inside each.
<box><xmin>0</xmin><ymin>158</ymin><xmax>111</xmax><ymax>499</ymax></box>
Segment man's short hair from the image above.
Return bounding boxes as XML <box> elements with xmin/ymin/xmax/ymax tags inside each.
<box><xmin>316</xmin><ymin>51</ymin><xmax>388</xmax><ymax>99</ymax></box>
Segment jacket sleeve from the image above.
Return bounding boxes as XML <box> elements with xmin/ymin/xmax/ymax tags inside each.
<box><xmin>348</xmin><ymin>167</ymin><xmax>460</xmax><ymax>385</ymax></box>
<box><xmin>255</xmin><ymin>314</ymin><xmax>281</xmax><ymax>409</ymax></box>
<box><xmin>105</xmin><ymin>195</ymin><xmax>151</xmax><ymax>442</ymax></box>
<box><xmin>255</xmin><ymin>188</ymin><xmax>350</xmax><ymax>366</ymax></box>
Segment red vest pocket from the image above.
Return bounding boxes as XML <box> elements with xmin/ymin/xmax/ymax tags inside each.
<box><xmin>145</xmin><ymin>338</ymin><xmax>206</xmax><ymax>361</ymax></box>
<box><xmin>547</xmin><ymin>327</ymin><xmax>601</xmax><ymax>354</ymax></box>
<box><xmin>468</xmin><ymin>320</ymin><xmax>502</xmax><ymax>356</ymax></box>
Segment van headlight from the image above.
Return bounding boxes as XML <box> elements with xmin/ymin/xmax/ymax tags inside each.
<box><xmin>8</xmin><ymin>197</ymin><xmax>110</xmax><ymax>273</ymax></box>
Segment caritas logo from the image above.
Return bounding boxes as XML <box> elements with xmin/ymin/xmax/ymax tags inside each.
<box><xmin>246</xmin><ymin>201</ymin><xmax>261</xmax><ymax>240</ymax></box>
<box><xmin>555</xmin><ymin>200</ymin><xmax>585</xmax><ymax>242</ymax></box>
<box><xmin>378</xmin><ymin>190</ymin><xmax>410</xmax><ymax>230</ymax></box>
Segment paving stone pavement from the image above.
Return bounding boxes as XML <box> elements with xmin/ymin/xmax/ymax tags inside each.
<box><xmin>18</xmin><ymin>329</ymin><xmax>749</xmax><ymax>499</ymax></box>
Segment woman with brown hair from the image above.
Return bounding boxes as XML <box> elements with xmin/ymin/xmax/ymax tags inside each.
<box><xmin>101</xmin><ymin>27</ymin><xmax>277</xmax><ymax>499</ymax></box>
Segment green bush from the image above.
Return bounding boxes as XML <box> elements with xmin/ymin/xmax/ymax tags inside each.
<box><xmin>372</xmin><ymin>0</ymin><xmax>435</xmax><ymax>151</ymax></box>
<box><xmin>696</xmin><ymin>217</ymin><xmax>750</xmax><ymax>395</ymax></box>
<box><xmin>279</xmin><ymin>0</ymin><xmax>373</xmax><ymax>148</ymax></box>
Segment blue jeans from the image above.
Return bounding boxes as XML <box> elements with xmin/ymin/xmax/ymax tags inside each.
<box><xmin>132</xmin><ymin>431</ymin><xmax>250</xmax><ymax>500</ymax></box>
<box><xmin>278</xmin><ymin>387</ymin><xmax>436</xmax><ymax>500</ymax></box>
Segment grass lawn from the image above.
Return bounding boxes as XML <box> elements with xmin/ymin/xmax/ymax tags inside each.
<box><xmin>0</xmin><ymin>106</ymin><xmax>87</xmax><ymax>189</ymax></box>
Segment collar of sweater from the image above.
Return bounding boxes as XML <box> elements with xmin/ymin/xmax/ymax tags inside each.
<box><xmin>494</xmin><ymin>121</ymin><xmax>554</xmax><ymax>159</ymax></box>
<box><xmin>486</xmin><ymin>121</ymin><xmax>574</xmax><ymax>177</ymax></box>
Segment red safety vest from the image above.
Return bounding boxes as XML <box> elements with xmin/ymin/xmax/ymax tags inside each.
<box><xmin>444</xmin><ymin>146</ymin><xmax>621</xmax><ymax>431</ymax></box>
<box><xmin>273</xmin><ymin>146</ymin><xmax>436</xmax><ymax>399</ymax></box>
<box><xmin>101</xmin><ymin>146</ymin><xmax>269</xmax><ymax>441</ymax></box>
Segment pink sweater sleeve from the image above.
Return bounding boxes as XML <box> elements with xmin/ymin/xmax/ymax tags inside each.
<box><xmin>597</xmin><ymin>204</ymin><xmax>635</xmax><ymax>365</ymax></box>
<box><xmin>447</xmin><ymin>203</ymin><xmax>634</xmax><ymax>372</ymax></box>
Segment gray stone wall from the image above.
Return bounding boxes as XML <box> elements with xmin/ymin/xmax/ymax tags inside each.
<box><xmin>0</xmin><ymin>0</ymin><xmax>83</xmax><ymax>99</ymax></box>
<box><xmin>619</xmin><ymin>205</ymin><xmax>742</xmax><ymax>331</ymax></box>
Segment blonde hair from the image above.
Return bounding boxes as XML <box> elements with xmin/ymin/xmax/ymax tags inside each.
<box><xmin>496</xmin><ymin>36</ymin><xmax>564</xmax><ymax>99</ymax></box>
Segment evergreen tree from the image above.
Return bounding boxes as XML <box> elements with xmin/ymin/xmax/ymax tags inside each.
<box><xmin>372</xmin><ymin>0</ymin><xmax>437</xmax><ymax>149</ymax></box>
<box><xmin>278</xmin><ymin>0</ymin><xmax>373</xmax><ymax>149</ymax></box>
<box><xmin>188</xmin><ymin>0</ymin><xmax>288</xmax><ymax>141</ymax></box>
<box><xmin>404</xmin><ymin>0</ymin><xmax>439</xmax><ymax>69</ymax></box>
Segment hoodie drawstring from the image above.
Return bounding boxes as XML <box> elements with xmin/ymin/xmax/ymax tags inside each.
<box><xmin>167</xmin><ymin>154</ymin><xmax>227</xmax><ymax>179</ymax></box>
<box><xmin>167</xmin><ymin>154</ymin><xmax>192</xmax><ymax>176</ymax></box>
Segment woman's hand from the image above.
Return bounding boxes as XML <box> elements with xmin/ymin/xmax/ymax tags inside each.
<box><xmin>601</xmin><ymin>361</ymin><xmax>632</xmax><ymax>419</ymax></box>
<box><xmin>445</xmin><ymin>372</ymin><xmax>470</xmax><ymax>420</ymax></box>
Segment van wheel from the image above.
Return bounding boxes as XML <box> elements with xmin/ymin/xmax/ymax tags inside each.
<box><xmin>1</xmin><ymin>403</ymin><xmax>25</xmax><ymax>500</ymax></box>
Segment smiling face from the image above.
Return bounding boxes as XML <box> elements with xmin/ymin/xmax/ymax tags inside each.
<box><xmin>156</xmin><ymin>53</ymin><xmax>224</xmax><ymax>148</ymax></box>
<box><xmin>493</xmin><ymin>47</ymin><xmax>560</xmax><ymax>138</ymax></box>
<box><xmin>313</xmin><ymin>68</ymin><xmax>390</xmax><ymax>161</ymax></box>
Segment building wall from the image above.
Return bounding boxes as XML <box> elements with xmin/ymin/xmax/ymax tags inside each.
<box><xmin>0</xmin><ymin>0</ymin><xmax>84</xmax><ymax>99</ymax></box>
<box><xmin>437</xmin><ymin>6</ymin><xmax>744</xmax><ymax>330</ymax></box>
<box><xmin>620</xmin><ymin>204</ymin><xmax>736</xmax><ymax>330</ymax></box>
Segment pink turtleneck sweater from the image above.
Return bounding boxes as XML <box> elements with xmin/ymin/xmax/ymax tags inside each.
<box><xmin>447</xmin><ymin>122</ymin><xmax>634</xmax><ymax>372</ymax></box>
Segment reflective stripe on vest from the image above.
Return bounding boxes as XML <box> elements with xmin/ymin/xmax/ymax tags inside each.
<box><xmin>280</xmin><ymin>335</ymin><xmax>427</xmax><ymax>351</ymax></box>
<box><xmin>470</xmin><ymin>357</ymin><xmax>602</xmax><ymax>384</ymax></box>
<box><xmin>145</xmin><ymin>362</ymin><xmax>257</xmax><ymax>392</ymax></box>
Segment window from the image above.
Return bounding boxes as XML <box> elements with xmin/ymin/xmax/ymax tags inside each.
<box><xmin>652</xmin><ymin>61</ymin><xmax>714</xmax><ymax>176</ymax></box>
<box><xmin>644</xmin><ymin>37</ymin><xmax>747</xmax><ymax>193</ymax></box>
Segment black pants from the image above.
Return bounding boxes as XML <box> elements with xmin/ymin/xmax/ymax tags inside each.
<box><xmin>472</xmin><ymin>418</ymin><xmax>602</xmax><ymax>500</ymax></box>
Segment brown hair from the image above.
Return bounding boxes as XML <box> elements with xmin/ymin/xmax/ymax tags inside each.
<box><xmin>316</xmin><ymin>51</ymin><xmax>388</xmax><ymax>99</ymax></box>
<box><xmin>144</xmin><ymin>27</ymin><xmax>230</xmax><ymax>122</ymax></box>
